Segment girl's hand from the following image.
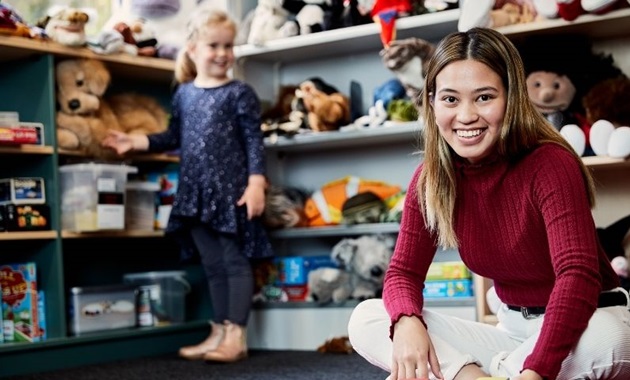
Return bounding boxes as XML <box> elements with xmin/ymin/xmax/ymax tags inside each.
<box><xmin>101</xmin><ymin>130</ymin><xmax>149</xmax><ymax>155</ymax></box>
<box><xmin>237</xmin><ymin>175</ymin><xmax>266</xmax><ymax>220</ymax></box>
<box><xmin>390</xmin><ymin>316</ymin><xmax>443</xmax><ymax>380</ymax></box>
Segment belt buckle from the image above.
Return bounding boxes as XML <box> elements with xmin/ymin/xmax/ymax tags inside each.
<box><xmin>520</xmin><ymin>307</ymin><xmax>541</xmax><ymax>320</ymax></box>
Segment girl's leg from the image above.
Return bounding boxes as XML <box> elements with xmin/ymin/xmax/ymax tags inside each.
<box><xmin>348</xmin><ymin>299</ymin><xmax>521</xmax><ymax>380</ymax></box>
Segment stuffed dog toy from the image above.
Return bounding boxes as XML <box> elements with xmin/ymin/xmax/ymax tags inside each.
<box><xmin>39</xmin><ymin>7</ymin><xmax>90</xmax><ymax>46</ymax></box>
<box><xmin>55</xmin><ymin>59</ymin><xmax>168</xmax><ymax>158</ymax></box>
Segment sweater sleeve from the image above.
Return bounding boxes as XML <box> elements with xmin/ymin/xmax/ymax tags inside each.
<box><xmin>236</xmin><ymin>83</ymin><xmax>265</xmax><ymax>176</ymax></box>
<box><xmin>383</xmin><ymin>164</ymin><xmax>438</xmax><ymax>338</ymax></box>
<box><xmin>147</xmin><ymin>87</ymin><xmax>181</xmax><ymax>152</ymax></box>
<box><xmin>522</xmin><ymin>146</ymin><xmax>602</xmax><ymax>379</ymax></box>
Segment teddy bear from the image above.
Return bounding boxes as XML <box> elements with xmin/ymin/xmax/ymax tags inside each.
<box><xmin>307</xmin><ymin>234</ymin><xmax>395</xmax><ymax>304</ymax></box>
<box><xmin>38</xmin><ymin>6</ymin><xmax>90</xmax><ymax>47</ymax></box>
<box><xmin>55</xmin><ymin>58</ymin><xmax>168</xmax><ymax>159</ymax></box>
<box><xmin>457</xmin><ymin>0</ymin><xmax>540</xmax><ymax>32</ymax></box>
<box><xmin>102</xmin><ymin>0</ymin><xmax>214</xmax><ymax>59</ymax></box>
<box><xmin>295</xmin><ymin>78</ymin><xmax>351</xmax><ymax>132</ymax></box>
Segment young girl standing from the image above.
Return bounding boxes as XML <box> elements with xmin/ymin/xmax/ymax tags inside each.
<box><xmin>103</xmin><ymin>9</ymin><xmax>272</xmax><ymax>363</ymax></box>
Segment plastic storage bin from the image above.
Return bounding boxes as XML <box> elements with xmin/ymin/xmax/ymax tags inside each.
<box><xmin>59</xmin><ymin>163</ymin><xmax>137</xmax><ymax>231</ymax></box>
<box><xmin>123</xmin><ymin>271</ymin><xmax>190</xmax><ymax>325</ymax></box>
<box><xmin>125</xmin><ymin>181</ymin><xmax>160</xmax><ymax>231</ymax></box>
<box><xmin>68</xmin><ymin>284</ymin><xmax>137</xmax><ymax>335</ymax></box>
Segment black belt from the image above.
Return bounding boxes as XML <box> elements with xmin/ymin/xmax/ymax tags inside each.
<box><xmin>507</xmin><ymin>290</ymin><xmax>629</xmax><ymax>319</ymax></box>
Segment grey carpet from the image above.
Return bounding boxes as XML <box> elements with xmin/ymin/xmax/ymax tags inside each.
<box><xmin>8</xmin><ymin>350</ymin><xmax>388</xmax><ymax>380</ymax></box>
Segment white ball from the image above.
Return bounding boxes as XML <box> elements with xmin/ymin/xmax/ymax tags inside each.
<box><xmin>560</xmin><ymin>124</ymin><xmax>585</xmax><ymax>156</ymax></box>
<box><xmin>590</xmin><ymin>119</ymin><xmax>615</xmax><ymax>156</ymax></box>
<box><xmin>608</xmin><ymin>126</ymin><xmax>630</xmax><ymax>159</ymax></box>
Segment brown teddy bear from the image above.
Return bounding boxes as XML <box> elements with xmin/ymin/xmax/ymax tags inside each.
<box><xmin>296</xmin><ymin>79</ymin><xmax>350</xmax><ymax>132</ymax></box>
<box><xmin>55</xmin><ymin>58</ymin><xmax>168</xmax><ymax>159</ymax></box>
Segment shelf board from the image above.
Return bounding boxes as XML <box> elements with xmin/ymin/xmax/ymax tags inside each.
<box><xmin>582</xmin><ymin>155</ymin><xmax>630</xmax><ymax>169</ymax></box>
<box><xmin>0</xmin><ymin>35</ymin><xmax>175</xmax><ymax>83</ymax></box>
<box><xmin>269</xmin><ymin>222</ymin><xmax>400</xmax><ymax>239</ymax></box>
<box><xmin>264</xmin><ymin>122</ymin><xmax>422</xmax><ymax>152</ymax></box>
<box><xmin>61</xmin><ymin>230</ymin><xmax>165</xmax><ymax>239</ymax></box>
<box><xmin>0</xmin><ymin>319</ymin><xmax>208</xmax><ymax>353</ymax></box>
<box><xmin>235</xmin><ymin>9</ymin><xmax>459</xmax><ymax>62</ymax></box>
<box><xmin>0</xmin><ymin>230</ymin><xmax>57</xmax><ymax>240</ymax></box>
<box><xmin>498</xmin><ymin>8</ymin><xmax>630</xmax><ymax>40</ymax></box>
<box><xmin>58</xmin><ymin>148</ymin><xmax>181</xmax><ymax>163</ymax></box>
<box><xmin>0</xmin><ymin>145</ymin><xmax>54</xmax><ymax>155</ymax></box>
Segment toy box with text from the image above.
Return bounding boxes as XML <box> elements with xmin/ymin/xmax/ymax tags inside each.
<box><xmin>426</xmin><ymin>261</ymin><xmax>471</xmax><ymax>281</ymax></box>
<box><xmin>423</xmin><ymin>279</ymin><xmax>473</xmax><ymax>299</ymax></box>
<box><xmin>145</xmin><ymin>170</ymin><xmax>178</xmax><ymax>229</ymax></box>
<box><xmin>0</xmin><ymin>177</ymin><xmax>46</xmax><ymax>205</ymax></box>
<box><xmin>252</xmin><ymin>255</ymin><xmax>338</xmax><ymax>302</ymax></box>
<box><xmin>0</xmin><ymin>203</ymin><xmax>50</xmax><ymax>232</ymax></box>
<box><xmin>1</xmin><ymin>262</ymin><xmax>40</xmax><ymax>342</ymax></box>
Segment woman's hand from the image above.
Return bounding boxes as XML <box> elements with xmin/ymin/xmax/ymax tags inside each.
<box><xmin>238</xmin><ymin>175</ymin><xmax>266</xmax><ymax>220</ymax></box>
<box><xmin>390</xmin><ymin>315</ymin><xmax>443</xmax><ymax>380</ymax></box>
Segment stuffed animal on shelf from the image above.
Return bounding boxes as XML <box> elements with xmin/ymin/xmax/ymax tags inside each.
<box><xmin>517</xmin><ymin>34</ymin><xmax>624</xmax><ymax>155</ymax></box>
<box><xmin>380</xmin><ymin>37</ymin><xmax>435</xmax><ymax>100</ymax></box>
<box><xmin>0</xmin><ymin>3</ymin><xmax>37</xmax><ymax>38</ymax></box>
<box><xmin>38</xmin><ymin>6</ymin><xmax>90</xmax><ymax>47</ymax></box>
<box><xmin>307</xmin><ymin>234</ymin><xmax>395</xmax><ymax>304</ymax></box>
<box><xmin>557</xmin><ymin>0</ymin><xmax>629</xmax><ymax>21</ymax></box>
<box><xmin>295</xmin><ymin>78</ymin><xmax>351</xmax><ymax>132</ymax></box>
<box><xmin>262</xmin><ymin>185</ymin><xmax>310</xmax><ymax>229</ymax></box>
<box><xmin>370</xmin><ymin>0</ymin><xmax>412</xmax><ymax>47</ymax></box>
<box><xmin>457</xmin><ymin>0</ymin><xmax>539</xmax><ymax>32</ymax></box>
<box><xmin>55</xmin><ymin>59</ymin><xmax>168</xmax><ymax>159</ymax></box>
<box><xmin>244</xmin><ymin>0</ymin><xmax>298</xmax><ymax>46</ymax></box>
<box><xmin>303</xmin><ymin>176</ymin><xmax>401</xmax><ymax>227</ymax></box>
<box><xmin>102</xmin><ymin>0</ymin><xmax>215</xmax><ymax>59</ymax></box>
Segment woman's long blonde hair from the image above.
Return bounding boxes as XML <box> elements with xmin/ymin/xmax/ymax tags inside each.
<box><xmin>174</xmin><ymin>9</ymin><xmax>237</xmax><ymax>83</ymax></box>
<box><xmin>418</xmin><ymin>27</ymin><xmax>596</xmax><ymax>249</ymax></box>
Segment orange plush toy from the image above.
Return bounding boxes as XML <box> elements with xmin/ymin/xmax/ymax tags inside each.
<box><xmin>296</xmin><ymin>79</ymin><xmax>351</xmax><ymax>132</ymax></box>
<box><xmin>304</xmin><ymin>176</ymin><xmax>401</xmax><ymax>227</ymax></box>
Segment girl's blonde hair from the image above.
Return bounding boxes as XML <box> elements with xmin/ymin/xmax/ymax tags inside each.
<box><xmin>174</xmin><ymin>9</ymin><xmax>237</xmax><ymax>83</ymax></box>
<box><xmin>418</xmin><ymin>27</ymin><xmax>596</xmax><ymax>249</ymax></box>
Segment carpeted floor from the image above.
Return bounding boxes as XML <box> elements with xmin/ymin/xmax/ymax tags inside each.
<box><xmin>8</xmin><ymin>350</ymin><xmax>388</xmax><ymax>380</ymax></box>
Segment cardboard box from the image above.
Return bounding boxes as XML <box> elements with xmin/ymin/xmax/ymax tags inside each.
<box><xmin>0</xmin><ymin>177</ymin><xmax>46</xmax><ymax>205</ymax></box>
<box><xmin>1</xmin><ymin>262</ymin><xmax>40</xmax><ymax>342</ymax></box>
<box><xmin>0</xmin><ymin>204</ymin><xmax>50</xmax><ymax>231</ymax></box>
<box><xmin>145</xmin><ymin>170</ymin><xmax>178</xmax><ymax>229</ymax></box>
<box><xmin>274</xmin><ymin>255</ymin><xmax>338</xmax><ymax>286</ymax></box>
<box><xmin>426</xmin><ymin>261</ymin><xmax>471</xmax><ymax>281</ymax></box>
<box><xmin>68</xmin><ymin>284</ymin><xmax>137</xmax><ymax>335</ymax></box>
<box><xmin>423</xmin><ymin>279</ymin><xmax>473</xmax><ymax>299</ymax></box>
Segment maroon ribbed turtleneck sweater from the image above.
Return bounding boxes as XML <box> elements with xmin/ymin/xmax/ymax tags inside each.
<box><xmin>383</xmin><ymin>143</ymin><xmax>620</xmax><ymax>380</ymax></box>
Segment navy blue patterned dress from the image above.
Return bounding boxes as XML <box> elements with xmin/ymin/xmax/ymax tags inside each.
<box><xmin>147</xmin><ymin>80</ymin><xmax>273</xmax><ymax>260</ymax></box>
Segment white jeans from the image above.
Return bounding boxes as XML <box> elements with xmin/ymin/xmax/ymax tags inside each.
<box><xmin>348</xmin><ymin>294</ymin><xmax>630</xmax><ymax>380</ymax></box>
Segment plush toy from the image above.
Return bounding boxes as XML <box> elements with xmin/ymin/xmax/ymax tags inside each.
<box><xmin>371</xmin><ymin>0</ymin><xmax>412</xmax><ymax>47</ymax></box>
<box><xmin>262</xmin><ymin>184</ymin><xmax>310</xmax><ymax>229</ymax></box>
<box><xmin>295</xmin><ymin>78</ymin><xmax>351</xmax><ymax>132</ymax></box>
<box><xmin>0</xmin><ymin>3</ymin><xmax>37</xmax><ymax>38</ymax></box>
<box><xmin>518</xmin><ymin>34</ymin><xmax>624</xmax><ymax>153</ymax></box>
<box><xmin>317</xmin><ymin>336</ymin><xmax>354</xmax><ymax>354</ymax></box>
<box><xmin>103</xmin><ymin>0</ymin><xmax>215</xmax><ymax>59</ymax></box>
<box><xmin>458</xmin><ymin>0</ymin><xmax>539</xmax><ymax>32</ymax></box>
<box><xmin>556</xmin><ymin>0</ymin><xmax>628</xmax><ymax>21</ymax></box>
<box><xmin>245</xmin><ymin>0</ymin><xmax>298</xmax><ymax>46</ymax></box>
<box><xmin>39</xmin><ymin>6</ymin><xmax>90</xmax><ymax>47</ymax></box>
<box><xmin>380</xmin><ymin>37</ymin><xmax>435</xmax><ymax>100</ymax></box>
<box><xmin>55</xmin><ymin>59</ymin><xmax>168</xmax><ymax>158</ymax></box>
<box><xmin>303</xmin><ymin>176</ymin><xmax>401</xmax><ymax>227</ymax></box>
<box><xmin>307</xmin><ymin>234</ymin><xmax>394</xmax><ymax>304</ymax></box>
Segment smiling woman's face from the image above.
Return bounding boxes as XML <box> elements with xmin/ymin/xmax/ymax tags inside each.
<box><xmin>432</xmin><ymin>59</ymin><xmax>507</xmax><ymax>164</ymax></box>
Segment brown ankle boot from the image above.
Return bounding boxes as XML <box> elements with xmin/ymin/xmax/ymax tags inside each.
<box><xmin>178</xmin><ymin>321</ymin><xmax>225</xmax><ymax>360</ymax></box>
<box><xmin>203</xmin><ymin>321</ymin><xmax>247</xmax><ymax>362</ymax></box>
